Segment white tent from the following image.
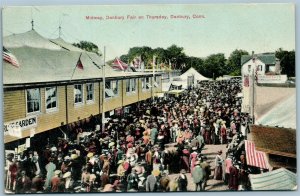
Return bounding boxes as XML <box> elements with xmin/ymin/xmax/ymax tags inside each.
<box><xmin>180</xmin><ymin>67</ymin><xmax>210</xmax><ymax>81</ymax></box>
<box><xmin>256</xmin><ymin>92</ymin><xmax>296</xmax><ymax>129</ymax></box>
<box><xmin>166</xmin><ymin>67</ymin><xmax>210</xmax><ymax>90</ymax></box>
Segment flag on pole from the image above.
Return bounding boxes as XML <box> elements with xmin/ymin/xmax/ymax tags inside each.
<box><xmin>112</xmin><ymin>57</ymin><xmax>128</xmax><ymax>71</ymax></box>
<box><xmin>76</xmin><ymin>53</ymin><xmax>84</xmax><ymax>70</ymax></box>
<box><xmin>3</xmin><ymin>47</ymin><xmax>20</xmax><ymax>67</ymax></box>
<box><xmin>244</xmin><ymin>75</ymin><xmax>249</xmax><ymax>87</ymax></box>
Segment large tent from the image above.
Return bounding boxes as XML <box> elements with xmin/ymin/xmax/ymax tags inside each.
<box><xmin>256</xmin><ymin>92</ymin><xmax>296</xmax><ymax>129</ymax></box>
<box><xmin>249</xmin><ymin>168</ymin><xmax>297</xmax><ymax>190</ymax></box>
<box><xmin>163</xmin><ymin>67</ymin><xmax>210</xmax><ymax>91</ymax></box>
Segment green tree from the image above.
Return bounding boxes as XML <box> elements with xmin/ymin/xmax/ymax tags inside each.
<box><xmin>72</xmin><ymin>41</ymin><xmax>100</xmax><ymax>55</ymax></box>
<box><xmin>203</xmin><ymin>53</ymin><xmax>226</xmax><ymax>79</ymax></box>
<box><xmin>275</xmin><ymin>48</ymin><xmax>295</xmax><ymax>77</ymax></box>
<box><xmin>226</xmin><ymin>49</ymin><xmax>249</xmax><ymax>76</ymax></box>
<box><xmin>165</xmin><ymin>44</ymin><xmax>187</xmax><ymax>69</ymax></box>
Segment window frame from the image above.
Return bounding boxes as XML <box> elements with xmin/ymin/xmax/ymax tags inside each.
<box><xmin>130</xmin><ymin>78</ymin><xmax>136</xmax><ymax>93</ymax></box>
<box><xmin>26</xmin><ymin>88</ymin><xmax>41</xmax><ymax>115</ymax></box>
<box><xmin>45</xmin><ymin>86</ymin><xmax>58</xmax><ymax>113</ymax></box>
<box><xmin>105</xmin><ymin>80</ymin><xmax>119</xmax><ymax>99</ymax></box>
<box><xmin>74</xmin><ymin>84</ymin><xmax>84</xmax><ymax>105</ymax></box>
<box><xmin>86</xmin><ymin>83</ymin><xmax>95</xmax><ymax>104</ymax></box>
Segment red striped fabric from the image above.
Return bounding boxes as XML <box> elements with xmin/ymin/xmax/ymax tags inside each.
<box><xmin>112</xmin><ymin>58</ymin><xmax>128</xmax><ymax>70</ymax></box>
<box><xmin>245</xmin><ymin>140</ymin><xmax>268</xmax><ymax>169</ymax></box>
<box><xmin>3</xmin><ymin>48</ymin><xmax>20</xmax><ymax>68</ymax></box>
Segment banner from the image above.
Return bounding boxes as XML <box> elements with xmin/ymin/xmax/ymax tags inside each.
<box><xmin>4</xmin><ymin>116</ymin><xmax>37</xmax><ymax>134</ymax></box>
<box><xmin>257</xmin><ymin>75</ymin><xmax>287</xmax><ymax>84</ymax></box>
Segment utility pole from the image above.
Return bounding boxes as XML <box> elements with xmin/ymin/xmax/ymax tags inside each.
<box><xmin>102</xmin><ymin>46</ymin><xmax>106</xmax><ymax>133</ymax></box>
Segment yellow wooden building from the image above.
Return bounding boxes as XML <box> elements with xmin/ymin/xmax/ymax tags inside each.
<box><xmin>3</xmin><ymin>30</ymin><xmax>162</xmax><ymax>144</ymax></box>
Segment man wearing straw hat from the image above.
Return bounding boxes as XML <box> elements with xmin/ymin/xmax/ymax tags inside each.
<box><xmin>146</xmin><ymin>170</ymin><xmax>159</xmax><ymax>192</ymax></box>
<box><xmin>191</xmin><ymin>161</ymin><xmax>204</xmax><ymax>191</ymax></box>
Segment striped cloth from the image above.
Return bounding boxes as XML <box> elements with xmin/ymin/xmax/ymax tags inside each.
<box><xmin>245</xmin><ymin>140</ymin><xmax>268</xmax><ymax>169</ymax></box>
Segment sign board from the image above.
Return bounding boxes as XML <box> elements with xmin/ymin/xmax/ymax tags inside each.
<box><xmin>17</xmin><ymin>144</ymin><xmax>27</xmax><ymax>154</ymax></box>
<box><xmin>4</xmin><ymin>116</ymin><xmax>37</xmax><ymax>135</ymax></box>
<box><xmin>257</xmin><ymin>75</ymin><xmax>287</xmax><ymax>84</ymax></box>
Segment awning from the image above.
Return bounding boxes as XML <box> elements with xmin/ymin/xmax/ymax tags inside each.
<box><xmin>245</xmin><ymin>140</ymin><xmax>269</xmax><ymax>169</ymax></box>
<box><xmin>105</xmin><ymin>89</ymin><xmax>115</xmax><ymax>97</ymax></box>
<box><xmin>249</xmin><ymin>168</ymin><xmax>297</xmax><ymax>190</ymax></box>
<box><xmin>153</xmin><ymin>82</ymin><xmax>159</xmax><ymax>87</ymax></box>
<box><xmin>146</xmin><ymin>83</ymin><xmax>152</xmax><ymax>88</ymax></box>
<box><xmin>155</xmin><ymin>92</ymin><xmax>165</xmax><ymax>98</ymax></box>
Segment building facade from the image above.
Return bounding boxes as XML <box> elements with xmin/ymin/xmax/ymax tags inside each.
<box><xmin>3</xmin><ymin>30</ymin><xmax>162</xmax><ymax>145</ymax></box>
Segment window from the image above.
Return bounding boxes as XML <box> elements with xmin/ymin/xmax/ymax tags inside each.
<box><xmin>126</xmin><ymin>79</ymin><xmax>130</xmax><ymax>93</ymax></box>
<box><xmin>86</xmin><ymin>83</ymin><xmax>94</xmax><ymax>102</ymax></box>
<box><xmin>154</xmin><ymin>76</ymin><xmax>160</xmax><ymax>88</ymax></box>
<box><xmin>142</xmin><ymin>78</ymin><xmax>146</xmax><ymax>90</ymax></box>
<box><xmin>26</xmin><ymin>88</ymin><xmax>41</xmax><ymax>114</ymax></box>
<box><xmin>74</xmin><ymin>84</ymin><xmax>83</xmax><ymax>104</ymax></box>
<box><xmin>126</xmin><ymin>79</ymin><xmax>136</xmax><ymax>93</ymax></box>
<box><xmin>111</xmin><ymin>81</ymin><xmax>118</xmax><ymax>95</ymax></box>
<box><xmin>145</xmin><ymin>77</ymin><xmax>151</xmax><ymax>90</ymax></box>
<box><xmin>105</xmin><ymin>80</ymin><xmax>118</xmax><ymax>98</ymax></box>
<box><xmin>130</xmin><ymin>79</ymin><xmax>136</xmax><ymax>92</ymax></box>
<box><xmin>45</xmin><ymin>87</ymin><xmax>57</xmax><ymax>111</ymax></box>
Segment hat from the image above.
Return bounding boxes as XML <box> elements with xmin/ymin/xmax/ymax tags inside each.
<box><xmin>180</xmin><ymin>169</ymin><xmax>186</xmax><ymax>174</ymax></box>
<box><xmin>192</xmin><ymin>146</ymin><xmax>197</xmax><ymax>151</ymax></box>
<box><xmin>109</xmin><ymin>142</ymin><xmax>115</xmax><ymax>148</ymax></box>
<box><xmin>152</xmin><ymin>170</ymin><xmax>160</xmax><ymax>177</ymax></box>
<box><xmin>117</xmin><ymin>160</ymin><xmax>124</xmax><ymax>165</ymax></box>
<box><xmin>71</xmin><ymin>154</ymin><xmax>78</xmax><ymax>160</ymax></box>
<box><xmin>87</xmin><ymin>152</ymin><xmax>94</xmax><ymax>158</ymax></box>
<box><xmin>64</xmin><ymin>156</ymin><xmax>70</xmax><ymax>161</ymax></box>
<box><xmin>50</xmin><ymin>147</ymin><xmax>57</xmax><ymax>151</ymax></box>
<box><xmin>63</xmin><ymin>171</ymin><xmax>71</xmax><ymax>178</ymax></box>
<box><xmin>54</xmin><ymin>170</ymin><xmax>61</xmax><ymax>175</ymax></box>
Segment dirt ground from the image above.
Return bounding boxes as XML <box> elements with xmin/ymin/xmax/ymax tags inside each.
<box><xmin>167</xmin><ymin>144</ymin><xmax>229</xmax><ymax>191</ymax></box>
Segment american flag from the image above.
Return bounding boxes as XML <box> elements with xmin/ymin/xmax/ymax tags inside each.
<box><xmin>3</xmin><ymin>47</ymin><xmax>20</xmax><ymax>67</ymax></box>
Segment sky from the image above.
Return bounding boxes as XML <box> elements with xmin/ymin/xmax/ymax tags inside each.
<box><xmin>2</xmin><ymin>4</ymin><xmax>295</xmax><ymax>60</ymax></box>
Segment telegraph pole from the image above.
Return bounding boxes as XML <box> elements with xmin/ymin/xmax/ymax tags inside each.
<box><xmin>102</xmin><ymin>46</ymin><xmax>106</xmax><ymax>133</ymax></box>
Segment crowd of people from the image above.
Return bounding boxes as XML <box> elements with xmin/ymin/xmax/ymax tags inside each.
<box><xmin>5</xmin><ymin>78</ymin><xmax>253</xmax><ymax>193</ymax></box>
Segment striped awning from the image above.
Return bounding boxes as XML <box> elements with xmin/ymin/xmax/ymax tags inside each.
<box><xmin>245</xmin><ymin>140</ymin><xmax>269</xmax><ymax>169</ymax></box>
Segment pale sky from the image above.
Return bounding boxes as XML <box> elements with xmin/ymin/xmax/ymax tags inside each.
<box><xmin>2</xmin><ymin>4</ymin><xmax>295</xmax><ymax>60</ymax></box>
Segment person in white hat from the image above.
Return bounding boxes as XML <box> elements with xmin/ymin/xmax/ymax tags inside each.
<box><xmin>51</xmin><ymin>170</ymin><xmax>61</xmax><ymax>192</ymax></box>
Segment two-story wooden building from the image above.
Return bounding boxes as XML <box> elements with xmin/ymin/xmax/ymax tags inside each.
<box><xmin>3</xmin><ymin>30</ymin><xmax>162</xmax><ymax>148</ymax></box>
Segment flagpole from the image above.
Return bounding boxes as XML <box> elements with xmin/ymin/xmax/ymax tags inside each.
<box><xmin>152</xmin><ymin>55</ymin><xmax>156</xmax><ymax>103</ymax></box>
<box><xmin>102</xmin><ymin>46</ymin><xmax>106</xmax><ymax>133</ymax></box>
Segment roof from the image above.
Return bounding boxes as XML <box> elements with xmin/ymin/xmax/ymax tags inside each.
<box><xmin>249</xmin><ymin>125</ymin><xmax>296</xmax><ymax>158</ymax></box>
<box><xmin>249</xmin><ymin>168</ymin><xmax>297</xmax><ymax>190</ymax></box>
<box><xmin>180</xmin><ymin>67</ymin><xmax>210</xmax><ymax>81</ymax></box>
<box><xmin>3</xmin><ymin>30</ymin><xmax>62</xmax><ymax>50</ymax></box>
<box><xmin>3</xmin><ymin>31</ymin><xmax>155</xmax><ymax>86</ymax></box>
<box><xmin>256</xmin><ymin>92</ymin><xmax>296</xmax><ymax>129</ymax></box>
<box><xmin>50</xmin><ymin>38</ymin><xmax>83</xmax><ymax>52</ymax></box>
<box><xmin>241</xmin><ymin>53</ymin><xmax>276</xmax><ymax>65</ymax></box>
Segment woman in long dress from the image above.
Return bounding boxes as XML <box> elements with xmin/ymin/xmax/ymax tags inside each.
<box><xmin>214</xmin><ymin>150</ymin><xmax>223</xmax><ymax>180</ymax></box>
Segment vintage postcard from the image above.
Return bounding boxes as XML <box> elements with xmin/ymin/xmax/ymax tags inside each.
<box><xmin>2</xmin><ymin>3</ymin><xmax>296</xmax><ymax>193</ymax></box>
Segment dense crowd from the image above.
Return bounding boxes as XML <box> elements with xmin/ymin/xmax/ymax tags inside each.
<box><xmin>5</xmin><ymin>79</ymin><xmax>253</xmax><ymax>193</ymax></box>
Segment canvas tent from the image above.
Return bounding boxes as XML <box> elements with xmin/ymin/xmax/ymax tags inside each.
<box><xmin>249</xmin><ymin>168</ymin><xmax>297</xmax><ymax>190</ymax></box>
<box><xmin>166</xmin><ymin>67</ymin><xmax>210</xmax><ymax>90</ymax></box>
<box><xmin>256</xmin><ymin>93</ymin><xmax>296</xmax><ymax>129</ymax></box>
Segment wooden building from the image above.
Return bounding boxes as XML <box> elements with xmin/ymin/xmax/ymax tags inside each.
<box><xmin>3</xmin><ymin>30</ymin><xmax>162</xmax><ymax>145</ymax></box>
